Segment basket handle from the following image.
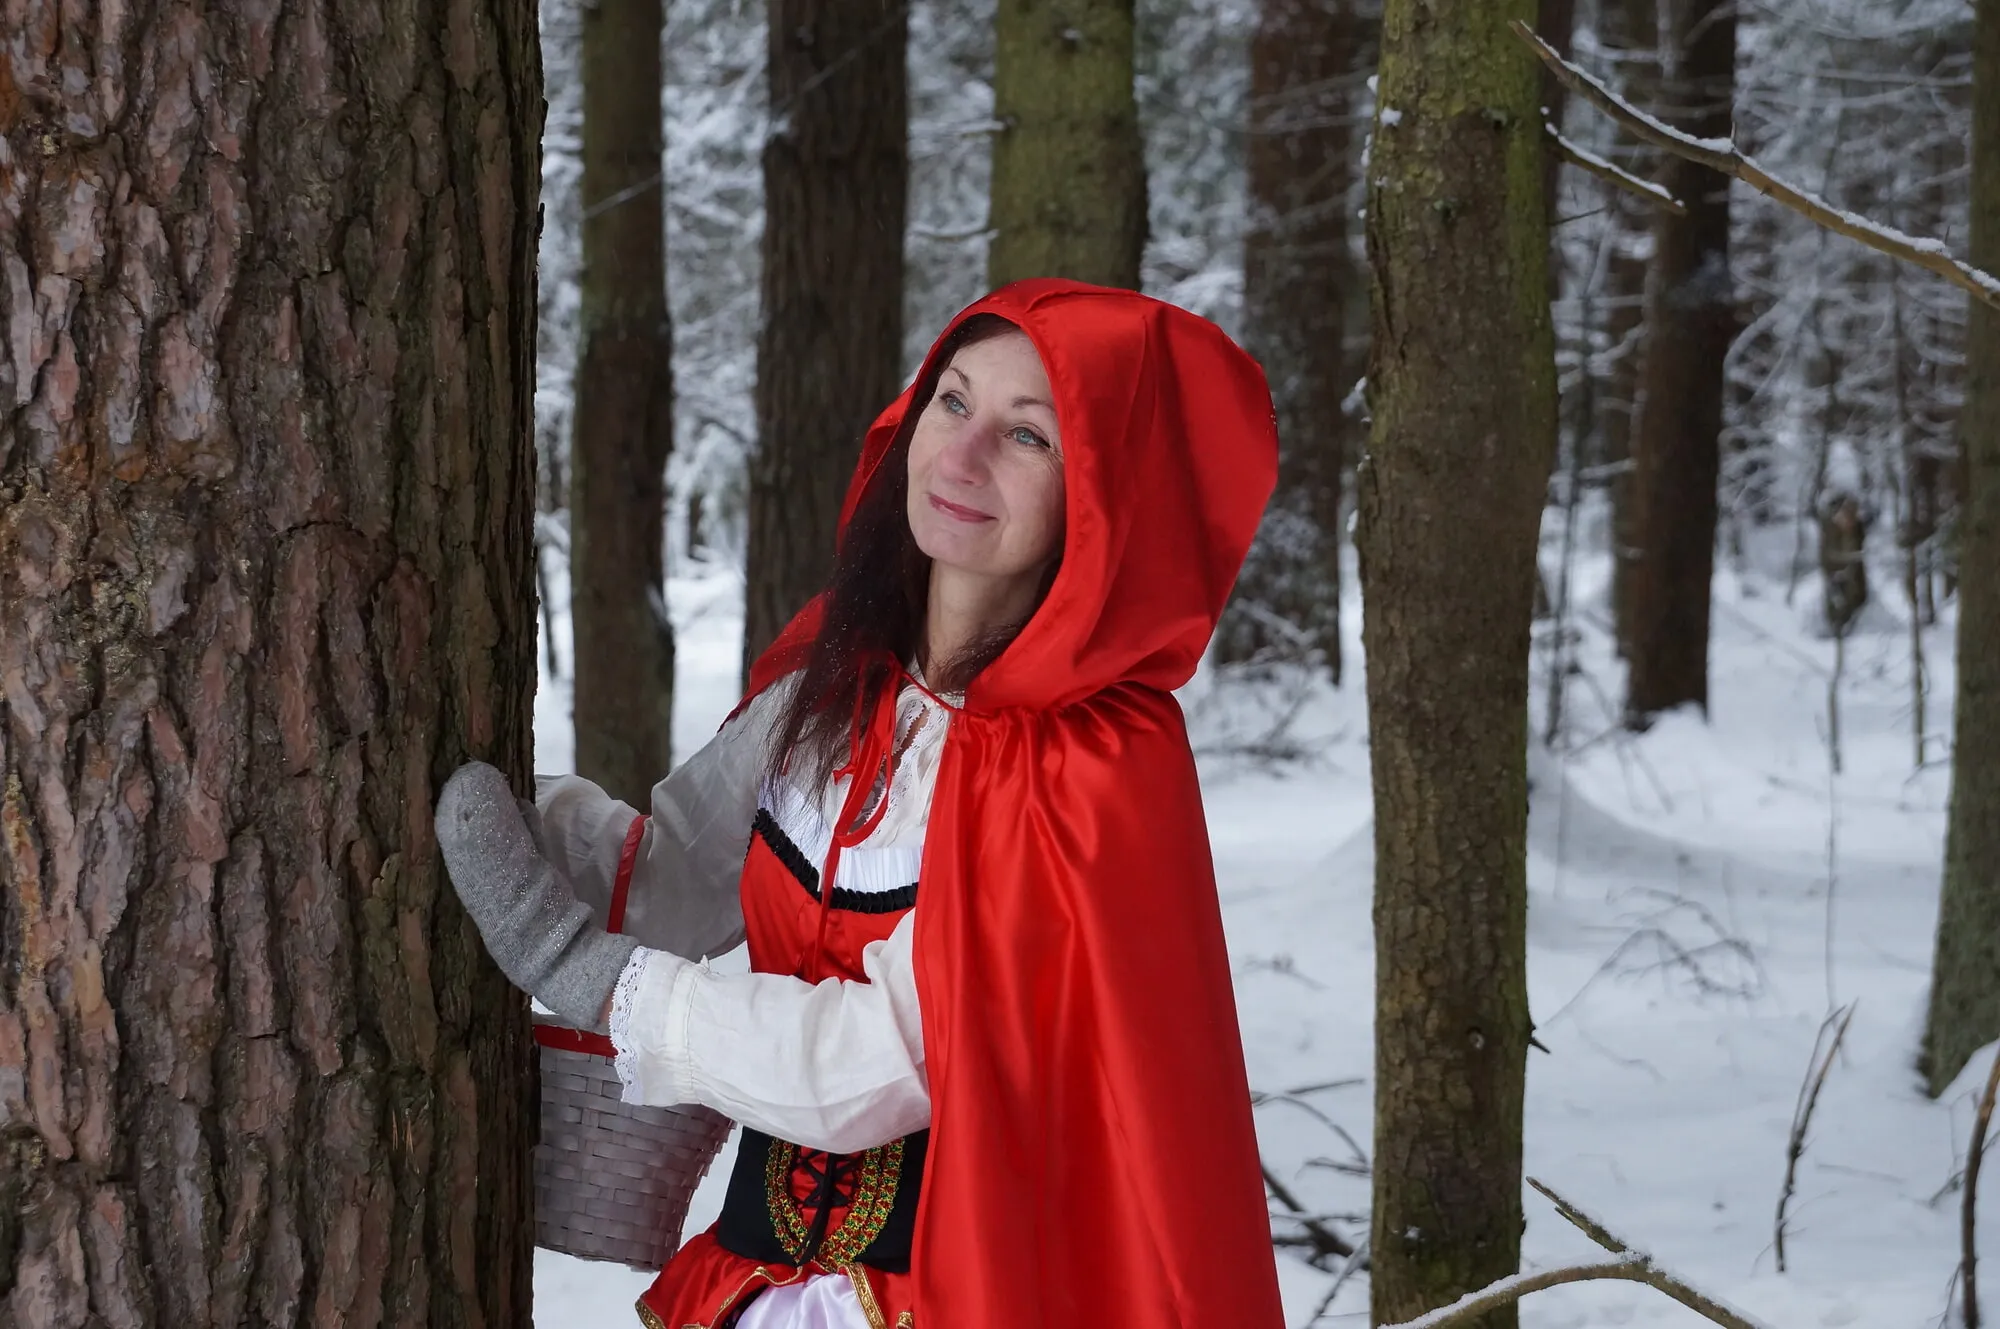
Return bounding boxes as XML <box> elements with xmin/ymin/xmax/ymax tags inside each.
<box><xmin>531</xmin><ymin>812</ymin><xmax>648</xmax><ymax>1060</ymax></box>
<box><xmin>607</xmin><ymin>811</ymin><xmax>647</xmax><ymax>935</ymax></box>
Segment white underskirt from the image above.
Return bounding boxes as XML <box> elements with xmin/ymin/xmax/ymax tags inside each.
<box><xmin>732</xmin><ymin>1272</ymin><xmax>870</xmax><ymax>1329</ymax></box>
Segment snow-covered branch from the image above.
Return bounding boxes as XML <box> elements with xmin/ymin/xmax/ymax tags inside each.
<box><xmin>1511</xmin><ymin>20</ymin><xmax>2000</xmax><ymax>311</ymax></box>
<box><xmin>1378</xmin><ymin>1179</ymin><xmax>1771</xmax><ymax>1329</ymax></box>
<box><xmin>1546</xmin><ymin>125</ymin><xmax>1686</xmax><ymax>215</ymax></box>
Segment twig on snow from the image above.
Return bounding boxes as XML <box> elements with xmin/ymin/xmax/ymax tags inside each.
<box><xmin>1775</xmin><ymin>1002</ymin><xmax>1856</xmax><ymax>1272</ymax></box>
<box><xmin>1964</xmin><ymin>1047</ymin><xmax>2000</xmax><ymax>1329</ymax></box>
<box><xmin>1510</xmin><ymin>21</ymin><xmax>2000</xmax><ymax>311</ymax></box>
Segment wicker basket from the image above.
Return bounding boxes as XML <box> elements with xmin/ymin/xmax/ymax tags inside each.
<box><xmin>532</xmin><ymin>812</ymin><xmax>732</xmax><ymax>1270</ymax></box>
<box><xmin>533</xmin><ymin>1016</ymin><xmax>733</xmax><ymax>1269</ymax></box>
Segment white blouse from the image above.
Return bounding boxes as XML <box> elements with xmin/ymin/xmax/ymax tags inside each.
<box><xmin>535</xmin><ymin>677</ymin><xmax>954</xmax><ymax>1328</ymax></box>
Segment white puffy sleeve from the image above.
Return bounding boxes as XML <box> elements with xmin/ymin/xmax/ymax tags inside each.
<box><xmin>608</xmin><ymin>911</ymin><xmax>930</xmax><ymax>1155</ymax></box>
<box><xmin>534</xmin><ymin>684</ymin><xmax>787</xmax><ymax>962</ymax></box>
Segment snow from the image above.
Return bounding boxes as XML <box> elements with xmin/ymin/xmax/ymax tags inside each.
<box><xmin>530</xmin><ymin>531</ymin><xmax>1990</xmax><ymax>1327</ymax></box>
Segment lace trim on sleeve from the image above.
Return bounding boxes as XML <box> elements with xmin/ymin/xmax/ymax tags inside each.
<box><xmin>608</xmin><ymin>947</ymin><xmax>654</xmax><ymax>1092</ymax></box>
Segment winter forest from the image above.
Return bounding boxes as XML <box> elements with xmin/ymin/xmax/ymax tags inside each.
<box><xmin>1</xmin><ymin>0</ymin><xmax>1996</xmax><ymax>1325</ymax></box>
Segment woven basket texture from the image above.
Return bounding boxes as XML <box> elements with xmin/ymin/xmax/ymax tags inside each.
<box><xmin>534</xmin><ymin>1017</ymin><xmax>732</xmax><ymax>1270</ymax></box>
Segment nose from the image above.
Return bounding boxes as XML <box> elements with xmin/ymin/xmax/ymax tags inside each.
<box><xmin>935</xmin><ymin>416</ymin><xmax>994</xmax><ymax>487</ymax></box>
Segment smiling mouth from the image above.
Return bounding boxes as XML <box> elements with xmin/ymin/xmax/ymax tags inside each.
<box><xmin>928</xmin><ymin>493</ymin><xmax>994</xmax><ymax>523</ymax></box>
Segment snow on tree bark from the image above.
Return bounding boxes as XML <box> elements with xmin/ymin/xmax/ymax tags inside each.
<box><xmin>987</xmin><ymin>0</ymin><xmax>1146</xmax><ymax>290</ymax></box>
<box><xmin>572</xmin><ymin>0</ymin><xmax>676</xmax><ymax>806</ymax></box>
<box><xmin>742</xmin><ymin>0</ymin><xmax>908</xmax><ymax>677</ymax></box>
<box><xmin>1921</xmin><ymin>0</ymin><xmax>2000</xmax><ymax>1098</ymax></box>
<box><xmin>1621</xmin><ymin>0</ymin><xmax>1736</xmax><ymax>722</ymax></box>
<box><xmin>0</xmin><ymin>0</ymin><xmax>542</xmax><ymax>1320</ymax></box>
<box><xmin>1218</xmin><ymin>0</ymin><xmax>1364</xmax><ymax>683</ymax></box>
<box><xmin>1357</xmin><ymin>0</ymin><xmax>1555</xmax><ymax>1319</ymax></box>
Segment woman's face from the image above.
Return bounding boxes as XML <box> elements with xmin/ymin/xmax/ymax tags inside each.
<box><xmin>906</xmin><ymin>330</ymin><xmax>1066</xmax><ymax>600</ymax></box>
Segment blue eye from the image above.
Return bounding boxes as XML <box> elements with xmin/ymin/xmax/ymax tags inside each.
<box><xmin>1010</xmin><ymin>427</ymin><xmax>1051</xmax><ymax>449</ymax></box>
<box><xmin>940</xmin><ymin>391</ymin><xmax>970</xmax><ymax>416</ymax></box>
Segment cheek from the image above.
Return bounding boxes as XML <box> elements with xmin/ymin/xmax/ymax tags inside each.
<box><xmin>1016</xmin><ymin>467</ymin><xmax>1066</xmax><ymax>562</ymax></box>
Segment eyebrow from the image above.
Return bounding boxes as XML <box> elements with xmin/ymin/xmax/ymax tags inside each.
<box><xmin>946</xmin><ymin>365</ymin><xmax>1055</xmax><ymax>414</ymax></box>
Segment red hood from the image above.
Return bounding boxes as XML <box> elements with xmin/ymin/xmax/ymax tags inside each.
<box><xmin>825</xmin><ymin>279</ymin><xmax>1279</xmax><ymax>710</ymax></box>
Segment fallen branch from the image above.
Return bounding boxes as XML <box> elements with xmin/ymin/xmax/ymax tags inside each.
<box><xmin>1965</xmin><ymin>1047</ymin><xmax>2000</xmax><ymax>1329</ymax></box>
<box><xmin>1263</xmin><ymin>1160</ymin><xmax>1358</xmax><ymax>1261</ymax></box>
<box><xmin>1776</xmin><ymin>1003</ymin><xmax>1857</xmax><ymax>1271</ymax></box>
<box><xmin>1546</xmin><ymin>124</ymin><xmax>1686</xmax><ymax>215</ymax></box>
<box><xmin>1510</xmin><ymin>20</ymin><xmax>2000</xmax><ymax>312</ymax></box>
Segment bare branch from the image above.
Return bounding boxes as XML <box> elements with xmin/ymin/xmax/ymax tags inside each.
<box><xmin>1776</xmin><ymin>1003</ymin><xmax>1857</xmax><ymax>1271</ymax></box>
<box><xmin>1509</xmin><ymin>21</ymin><xmax>2000</xmax><ymax>311</ymax></box>
<box><xmin>1262</xmin><ymin>1160</ymin><xmax>1358</xmax><ymax>1261</ymax></box>
<box><xmin>1546</xmin><ymin>125</ymin><xmax>1686</xmax><ymax>215</ymax></box>
<box><xmin>1965</xmin><ymin>1047</ymin><xmax>2000</xmax><ymax>1329</ymax></box>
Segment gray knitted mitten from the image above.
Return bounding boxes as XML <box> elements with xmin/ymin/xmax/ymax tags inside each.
<box><xmin>435</xmin><ymin>762</ymin><xmax>639</xmax><ymax>1028</ymax></box>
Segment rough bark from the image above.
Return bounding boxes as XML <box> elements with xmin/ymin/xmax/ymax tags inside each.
<box><xmin>0</xmin><ymin>0</ymin><xmax>542</xmax><ymax>1321</ymax></box>
<box><xmin>1622</xmin><ymin>0</ymin><xmax>1736</xmax><ymax>722</ymax></box>
<box><xmin>987</xmin><ymin>0</ymin><xmax>1146</xmax><ymax>289</ymax></box>
<box><xmin>571</xmin><ymin>0</ymin><xmax>675</xmax><ymax>806</ymax></box>
<box><xmin>1357</xmin><ymin>0</ymin><xmax>1555</xmax><ymax>1320</ymax></box>
<box><xmin>1921</xmin><ymin>0</ymin><xmax>2000</xmax><ymax>1098</ymax></box>
<box><xmin>741</xmin><ymin>0</ymin><xmax>908</xmax><ymax>677</ymax></box>
<box><xmin>1217</xmin><ymin>0</ymin><xmax>1364</xmax><ymax>683</ymax></box>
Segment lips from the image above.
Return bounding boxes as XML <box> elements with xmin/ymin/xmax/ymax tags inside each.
<box><xmin>928</xmin><ymin>492</ymin><xmax>994</xmax><ymax>523</ymax></box>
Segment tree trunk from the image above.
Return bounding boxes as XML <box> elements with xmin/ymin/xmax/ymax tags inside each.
<box><xmin>1920</xmin><ymin>0</ymin><xmax>2000</xmax><ymax>1099</ymax></box>
<box><xmin>571</xmin><ymin>0</ymin><xmax>675</xmax><ymax>806</ymax></box>
<box><xmin>1218</xmin><ymin>0</ymin><xmax>1365</xmax><ymax>682</ymax></box>
<box><xmin>741</xmin><ymin>0</ymin><xmax>909</xmax><ymax>677</ymax></box>
<box><xmin>1357</xmin><ymin>0</ymin><xmax>1555</xmax><ymax>1321</ymax></box>
<box><xmin>0</xmin><ymin>0</ymin><xmax>542</xmax><ymax>1324</ymax></box>
<box><xmin>1622</xmin><ymin>0</ymin><xmax>1735</xmax><ymax>723</ymax></box>
<box><xmin>987</xmin><ymin>0</ymin><xmax>1147</xmax><ymax>289</ymax></box>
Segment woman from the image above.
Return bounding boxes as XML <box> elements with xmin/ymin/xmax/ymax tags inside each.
<box><xmin>438</xmin><ymin>279</ymin><xmax>1286</xmax><ymax>1329</ymax></box>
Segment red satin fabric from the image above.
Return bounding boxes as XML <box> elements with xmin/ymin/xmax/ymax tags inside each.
<box><xmin>743</xmin><ymin>280</ymin><xmax>1285</xmax><ymax>1327</ymax></box>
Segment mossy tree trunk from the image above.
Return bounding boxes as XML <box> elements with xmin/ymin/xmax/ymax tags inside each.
<box><xmin>0</xmin><ymin>0</ymin><xmax>542</xmax><ymax>1321</ymax></box>
<box><xmin>1920</xmin><ymin>0</ymin><xmax>2000</xmax><ymax>1098</ymax></box>
<box><xmin>1357</xmin><ymin>0</ymin><xmax>1556</xmax><ymax>1319</ymax></box>
<box><xmin>571</xmin><ymin>0</ymin><xmax>675</xmax><ymax>806</ymax></box>
<box><xmin>987</xmin><ymin>0</ymin><xmax>1146</xmax><ymax>289</ymax></box>
<box><xmin>1218</xmin><ymin>0</ymin><xmax>1366</xmax><ymax>683</ymax></box>
<box><xmin>741</xmin><ymin>0</ymin><xmax>908</xmax><ymax>676</ymax></box>
<box><xmin>1622</xmin><ymin>0</ymin><xmax>1736</xmax><ymax>722</ymax></box>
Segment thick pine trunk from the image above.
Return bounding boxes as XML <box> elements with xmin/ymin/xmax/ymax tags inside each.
<box><xmin>1920</xmin><ymin>0</ymin><xmax>2000</xmax><ymax>1098</ymax></box>
<box><xmin>1358</xmin><ymin>0</ymin><xmax>1555</xmax><ymax>1320</ymax></box>
<box><xmin>1218</xmin><ymin>0</ymin><xmax>1363</xmax><ymax>682</ymax></box>
<box><xmin>0</xmin><ymin>0</ymin><xmax>542</xmax><ymax>1322</ymax></box>
<box><xmin>1622</xmin><ymin>0</ymin><xmax>1735</xmax><ymax>721</ymax></box>
<box><xmin>741</xmin><ymin>0</ymin><xmax>908</xmax><ymax>677</ymax></box>
<box><xmin>987</xmin><ymin>0</ymin><xmax>1146</xmax><ymax>290</ymax></box>
<box><xmin>571</xmin><ymin>0</ymin><xmax>675</xmax><ymax>807</ymax></box>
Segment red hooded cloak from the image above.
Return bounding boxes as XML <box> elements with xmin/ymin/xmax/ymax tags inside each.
<box><xmin>732</xmin><ymin>279</ymin><xmax>1287</xmax><ymax>1327</ymax></box>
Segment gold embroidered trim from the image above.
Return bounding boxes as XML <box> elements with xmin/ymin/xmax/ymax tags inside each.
<box><xmin>847</xmin><ymin>1266</ymin><xmax>889</xmax><ymax>1329</ymax></box>
<box><xmin>895</xmin><ymin>1315</ymin><xmax>914</xmax><ymax>1327</ymax></box>
<box><xmin>763</xmin><ymin>1136</ymin><xmax>907</xmax><ymax>1272</ymax></box>
<box><xmin>634</xmin><ymin>1299</ymin><xmax>669</xmax><ymax>1329</ymax></box>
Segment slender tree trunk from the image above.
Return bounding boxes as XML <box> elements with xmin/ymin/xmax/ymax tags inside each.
<box><xmin>987</xmin><ymin>0</ymin><xmax>1146</xmax><ymax>289</ymax></box>
<box><xmin>1358</xmin><ymin>0</ymin><xmax>1555</xmax><ymax>1320</ymax></box>
<box><xmin>1219</xmin><ymin>0</ymin><xmax>1364</xmax><ymax>682</ymax></box>
<box><xmin>571</xmin><ymin>0</ymin><xmax>675</xmax><ymax>806</ymax></box>
<box><xmin>0</xmin><ymin>0</ymin><xmax>542</xmax><ymax>1322</ymax></box>
<box><xmin>1622</xmin><ymin>0</ymin><xmax>1735</xmax><ymax>723</ymax></box>
<box><xmin>1595</xmin><ymin>0</ymin><xmax>1658</xmax><ymax>655</ymax></box>
<box><xmin>741</xmin><ymin>0</ymin><xmax>909</xmax><ymax>677</ymax></box>
<box><xmin>1921</xmin><ymin>0</ymin><xmax>2000</xmax><ymax>1099</ymax></box>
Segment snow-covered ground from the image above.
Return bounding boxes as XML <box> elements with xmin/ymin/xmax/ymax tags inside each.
<box><xmin>530</xmin><ymin>540</ymin><xmax>1992</xmax><ymax>1328</ymax></box>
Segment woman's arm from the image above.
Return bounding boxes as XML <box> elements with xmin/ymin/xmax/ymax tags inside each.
<box><xmin>535</xmin><ymin>686</ymin><xmax>786</xmax><ymax>960</ymax></box>
<box><xmin>609</xmin><ymin>911</ymin><xmax>929</xmax><ymax>1155</ymax></box>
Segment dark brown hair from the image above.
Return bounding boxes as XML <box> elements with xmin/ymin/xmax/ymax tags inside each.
<box><xmin>763</xmin><ymin>313</ymin><xmax>1050</xmax><ymax>799</ymax></box>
